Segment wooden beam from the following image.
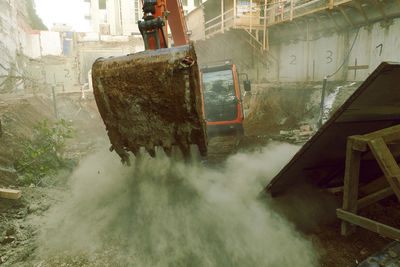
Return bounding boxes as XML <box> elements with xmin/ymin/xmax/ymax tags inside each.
<box><xmin>234</xmin><ymin>0</ymin><xmax>237</xmax><ymax>18</ymax></box>
<box><xmin>368</xmin><ymin>137</ymin><xmax>400</xmax><ymax>201</ymax></box>
<box><xmin>329</xmin><ymin>0</ymin><xmax>334</xmax><ymax>9</ymax></box>
<box><xmin>0</xmin><ymin>189</ymin><xmax>21</xmax><ymax>200</ymax></box>
<box><xmin>337</xmin><ymin>208</ymin><xmax>400</xmax><ymax>240</ymax></box>
<box><xmin>351</xmin><ymin>135</ymin><xmax>369</xmax><ymax>151</ymax></box>
<box><xmin>263</xmin><ymin>1</ymin><xmax>267</xmax><ymax>50</ymax></box>
<box><xmin>348</xmin><ymin>65</ymin><xmax>369</xmax><ymax>70</ymax></box>
<box><xmin>250</xmin><ymin>0</ymin><xmax>253</xmax><ymax>31</ymax></box>
<box><xmin>221</xmin><ymin>0</ymin><xmax>224</xmax><ymax>33</ymax></box>
<box><xmin>360</xmin><ymin>175</ymin><xmax>389</xmax><ymax>195</ymax></box>
<box><xmin>358</xmin><ymin>187</ymin><xmax>394</xmax><ymax>209</ymax></box>
<box><xmin>341</xmin><ymin>138</ymin><xmax>362</xmax><ymax>235</ymax></box>
<box><xmin>363</xmin><ymin>124</ymin><xmax>400</xmax><ymax>146</ymax></box>
<box><xmin>306</xmin><ymin>21</ymin><xmax>310</xmax><ymax>81</ymax></box>
<box><xmin>290</xmin><ymin>0</ymin><xmax>294</xmax><ymax>20</ymax></box>
<box><xmin>326</xmin><ymin>10</ymin><xmax>341</xmax><ymax>31</ymax></box>
<box><xmin>312</xmin><ymin>14</ymin><xmax>322</xmax><ymax>24</ymax></box>
<box><xmin>293</xmin><ymin>20</ymin><xmax>302</xmax><ymax>33</ymax></box>
<box><xmin>371</xmin><ymin>0</ymin><xmax>388</xmax><ymax>22</ymax></box>
<box><xmin>326</xmin><ymin>185</ymin><xmax>344</xmax><ymax>194</ymax></box>
<box><xmin>352</xmin><ymin>1</ymin><xmax>369</xmax><ymax>24</ymax></box>
<box><xmin>339</xmin><ymin>6</ymin><xmax>354</xmax><ymax>27</ymax></box>
<box><xmin>350</xmin><ymin>125</ymin><xmax>400</xmax><ymax>152</ymax></box>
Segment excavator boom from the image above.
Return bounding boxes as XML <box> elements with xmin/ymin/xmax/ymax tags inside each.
<box><xmin>92</xmin><ymin>0</ymin><xmax>207</xmax><ymax>162</ymax></box>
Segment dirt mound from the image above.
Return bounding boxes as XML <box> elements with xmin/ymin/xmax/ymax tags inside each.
<box><xmin>0</xmin><ymin>92</ymin><xmax>103</xmax><ymax>186</ymax></box>
<box><xmin>244</xmin><ymin>84</ymin><xmax>321</xmax><ymax>137</ymax></box>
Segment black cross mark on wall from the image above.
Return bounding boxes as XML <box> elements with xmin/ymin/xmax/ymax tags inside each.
<box><xmin>348</xmin><ymin>58</ymin><xmax>369</xmax><ymax>80</ymax></box>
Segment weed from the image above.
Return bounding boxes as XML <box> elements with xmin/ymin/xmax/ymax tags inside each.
<box><xmin>15</xmin><ymin>119</ymin><xmax>74</xmax><ymax>186</ymax></box>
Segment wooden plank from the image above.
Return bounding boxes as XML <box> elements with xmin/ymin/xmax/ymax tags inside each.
<box><xmin>368</xmin><ymin>137</ymin><xmax>400</xmax><ymax>201</ymax></box>
<box><xmin>337</xmin><ymin>208</ymin><xmax>400</xmax><ymax>240</ymax></box>
<box><xmin>360</xmin><ymin>175</ymin><xmax>389</xmax><ymax>195</ymax></box>
<box><xmin>339</xmin><ymin>6</ymin><xmax>354</xmax><ymax>27</ymax></box>
<box><xmin>348</xmin><ymin>65</ymin><xmax>369</xmax><ymax>70</ymax></box>
<box><xmin>326</xmin><ymin>185</ymin><xmax>344</xmax><ymax>194</ymax></box>
<box><xmin>326</xmin><ymin>10</ymin><xmax>341</xmax><ymax>31</ymax></box>
<box><xmin>363</xmin><ymin>124</ymin><xmax>400</xmax><ymax>145</ymax></box>
<box><xmin>290</xmin><ymin>0</ymin><xmax>294</xmax><ymax>20</ymax></box>
<box><xmin>371</xmin><ymin>0</ymin><xmax>388</xmax><ymax>21</ymax></box>
<box><xmin>350</xmin><ymin>135</ymin><xmax>368</xmax><ymax>151</ymax></box>
<box><xmin>0</xmin><ymin>188</ymin><xmax>21</xmax><ymax>200</ymax></box>
<box><xmin>347</xmin><ymin>65</ymin><xmax>369</xmax><ymax>70</ymax></box>
<box><xmin>358</xmin><ymin>187</ymin><xmax>394</xmax><ymax>209</ymax></box>
<box><xmin>352</xmin><ymin>0</ymin><xmax>369</xmax><ymax>24</ymax></box>
<box><xmin>341</xmin><ymin>138</ymin><xmax>362</xmax><ymax>235</ymax></box>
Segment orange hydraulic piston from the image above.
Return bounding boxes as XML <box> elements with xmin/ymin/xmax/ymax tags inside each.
<box><xmin>143</xmin><ymin>0</ymin><xmax>169</xmax><ymax>49</ymax></box>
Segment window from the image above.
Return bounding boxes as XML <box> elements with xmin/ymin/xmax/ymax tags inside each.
<box><xmin>182</xmin><ymin>0</ymin><xmax>188</xmax><ymax>6</ymax></box>
<box><xmin>194</xmin><ymin>0</ymin><xmax>201</xmax><ymax>7</ymax></box>
<box><xmin>202</xmin><ymin>69</ymin><xmax>238</xmax><ymax>122</ymax></box>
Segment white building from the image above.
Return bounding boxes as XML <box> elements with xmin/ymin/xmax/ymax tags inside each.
<box><xmin>87</xmin><ymin>0</ymin><xmax>204</xmax><ymax>36</ymax></box>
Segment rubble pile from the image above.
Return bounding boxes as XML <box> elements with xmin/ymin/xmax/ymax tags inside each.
<box><xmin>278</xmin><ymin>124</ymin><xmax>314</xmax><ymax>144</ymax></box>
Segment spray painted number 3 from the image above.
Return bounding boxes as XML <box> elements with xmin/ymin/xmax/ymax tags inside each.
<box><xmin>290</xmin><ymin>55</ymin><xmax>296</xmax><ymax>65</ymax></box>
<box><xmin>326</xmin><ymin>50</ymin><xmax>333</xmax><ymax>64</ymax></box>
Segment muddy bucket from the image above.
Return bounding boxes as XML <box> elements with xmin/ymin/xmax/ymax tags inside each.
<box><xmin>92</xmin><ymin>44</ymin><xmax>207</xmax><ymax>164</ymax></box>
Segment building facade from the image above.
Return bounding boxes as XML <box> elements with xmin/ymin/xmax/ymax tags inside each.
<box><xmin>87</xmin><ymin>0</ymin><xmax>204</xmax><ymax>36</ymax></box>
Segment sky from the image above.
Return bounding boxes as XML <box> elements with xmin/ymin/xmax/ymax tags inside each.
<box><xmin>34</xmin><ymin>0</ymin><xmax>91</xmax><ymax>32</ymax></box>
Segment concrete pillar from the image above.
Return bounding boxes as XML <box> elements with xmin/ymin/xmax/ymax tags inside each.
<box><xmin>90</xmin><ymin>0</ymin><xmax>100</xmax><ymax>33</ymax></box>
<box><xmin>107</xmin><ymin>0</ymin><xmax>122</xmax><ymax>35</ymax></box>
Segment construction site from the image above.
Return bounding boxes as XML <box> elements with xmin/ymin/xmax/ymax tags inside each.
<box><xmin>1</xmin><ymin>0</ymin><xmax>400</xmax><ymax>265</ymax></box>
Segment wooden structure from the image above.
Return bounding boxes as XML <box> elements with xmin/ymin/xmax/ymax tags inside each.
<box><xmin>266</xmin><ymin>62</ymin><xmax>400</xmax><ymax>196</ymax></box>
<box><xmin>338</xmin><ymin>124</ymin><xmax>400</xmax><ymax>239</ymax></box>
<box><xmin>0</xmin><ymin>188</ymin><xmax>21</xmax><ymax>200</ymax></box>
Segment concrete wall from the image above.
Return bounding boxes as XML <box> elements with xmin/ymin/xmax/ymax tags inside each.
<box><xmin>187</xmin><ymin>7</ymin><xmax>205</xmax><ymax>41</ymax></box>
<box><xmin>270</xmin><ymin>19</ymin><xmax>400</xmax><ymax>82</ymax></box>
<box><xmin>195</xmin><ymin>16</ymin><xmax>400</xmax><ymax>83</ymax></box>
<box><xmin>76</xmin><ymin>36</ymin><xmax>143</xmax><ymax>84</ymax></box>
<box><xmin>90</xmin><ymin>0</ymin><xmax>101</xmax><ymax>33</ymax></box>
<box><xmin>0</xmin><ymin>0</ymin><xmax>20</xmax><ymax>77</ymax></box>
<box><xmin>40</xmin><ymin>31</ymin><xmax>63</xmax><ymax>56</ymax></box>
<box><xmin>27</xmin><ymin>56</ymin><xmax>80</xmax><ymax>93</ymax></box>
<box><xmin>106</xmin><ymin>0</ymin><xmax>122</xmax><ymax>35</ymax></box>
<box><xmin>120</xmin><ymin>0</ymin><xmax>137</xmax><ymax>35</ymax></box>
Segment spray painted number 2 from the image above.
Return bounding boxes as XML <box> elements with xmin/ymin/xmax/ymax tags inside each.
<box><xmin>64</xmin><ymin>69</ymin><xmax>71</xmax><ymax>79</ymax></box>
<box><xmin>326</xmin><ymin>50</ymin><xmax>333</xmax><ymax>64</ymax></box>
<box><xmin>290</xmin><ymin>55</ymin><xmax>296</xmax><ymax>65</ymax></box>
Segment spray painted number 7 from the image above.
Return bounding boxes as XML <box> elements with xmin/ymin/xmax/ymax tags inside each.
<box><xmin>376</xmin><ymin>44</ymin><xmax>383</xmax><ymax>56</ymax></box>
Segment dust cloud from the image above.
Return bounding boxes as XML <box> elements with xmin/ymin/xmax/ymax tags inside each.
<box><xmin>37</xmin><ymin>143</ymin><xmax>319</xmax><ymax>266</ymax></box>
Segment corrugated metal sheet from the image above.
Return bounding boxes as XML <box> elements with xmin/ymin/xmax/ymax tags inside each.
<box><xmin>265</xmin><ymin>62</ymin><xmax>400</xmax><ymax>196</ymax></box>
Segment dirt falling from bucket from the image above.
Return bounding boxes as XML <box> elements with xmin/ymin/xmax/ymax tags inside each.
<box><xmin>37</xmin><ymin>143</ymin><xmax>318</xmax><ymax>266</ymax></box>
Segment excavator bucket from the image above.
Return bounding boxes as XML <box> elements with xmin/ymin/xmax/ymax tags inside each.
<box><xmin>92</xmin><ymin>44</ymin><xmax>207</xmax><ymax>164</ymax></box>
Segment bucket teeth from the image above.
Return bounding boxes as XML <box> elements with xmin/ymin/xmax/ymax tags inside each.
<box><xmin>92</xmin><ymin>43</ymin><xmax>207</xmax><ymax>162</ymax></box>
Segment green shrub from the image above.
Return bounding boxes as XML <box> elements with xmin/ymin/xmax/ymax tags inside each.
<box><xmin>15</xmin><ymin>119</ymin><xmax>74</xmax><ymax>186</ymax></box>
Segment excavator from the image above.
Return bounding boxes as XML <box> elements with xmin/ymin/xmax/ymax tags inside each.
<box><xmin>92</xmin><ymin>0</ymin><xmax>250</xmax><ymax>164</ymax></box>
